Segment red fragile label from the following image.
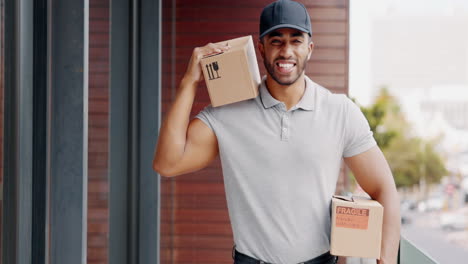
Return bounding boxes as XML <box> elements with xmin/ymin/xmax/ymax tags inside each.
<box><xmin>335</xmin><ymin>206</ymin><xmax>369</xmax><ymax>230</ymax></box>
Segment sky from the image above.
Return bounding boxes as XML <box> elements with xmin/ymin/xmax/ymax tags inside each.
<box><xmin>349</xmin><ymin>0</ymin><xmax>468</xmax><ymax>152</ymax></box>
<box><xmin>349</xmin><ymin>0</ymin><xmax>468</xmax><ymax>106</ymax></box>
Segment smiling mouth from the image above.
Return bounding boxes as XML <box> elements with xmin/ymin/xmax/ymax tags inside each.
<box><xmin>276</xmin><ymin>62</ymin><xmax>296</xmax><ymax>73</ymax></box>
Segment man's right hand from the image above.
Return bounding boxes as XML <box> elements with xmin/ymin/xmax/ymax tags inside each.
<box><xmin>183</xmin><ymin>42</ymin><xmax>231</xmax><ymax>84</ymax></box>
<box><xmin>153</xmin><ymin>42</ymin><xmax>230</xmax><ymax>177</ymax></box>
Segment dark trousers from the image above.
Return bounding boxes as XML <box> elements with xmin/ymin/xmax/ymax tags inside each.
<box><xmin>232</xmin><ymin>247</ymin><xmax>338</xmax><ymax>264</ymax></box>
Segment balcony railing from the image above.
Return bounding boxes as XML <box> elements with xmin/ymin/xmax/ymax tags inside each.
<box><xmin>399</xmin><ymin>235</ymin><xmax>439</xmax><ymax>264</ymax></box>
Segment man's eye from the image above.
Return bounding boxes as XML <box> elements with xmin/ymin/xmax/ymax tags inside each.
<box><xmin>293</xmin><ymin>39</ymin><xmax>303</xmax><ymax>43</ymax></box>
<box><xmin>271</xmin><ymin>39</ymin><xmax>281</xmax><ymax>45</ymax></box>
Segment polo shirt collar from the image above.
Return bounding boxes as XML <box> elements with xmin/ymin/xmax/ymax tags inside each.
<box><xmin>259</xmin><ymin>76</ymin><xmax>282</xmax><ymax>109</ymax></box>
<box><xmin>259</xmin><ymin>76</ymin><xmax>315</xmax><ymax>111</ymax></box>
<box><xmin>296</xmin><ymin>77</ymin><xmax>315</xmax><ymax>111</ymax></box>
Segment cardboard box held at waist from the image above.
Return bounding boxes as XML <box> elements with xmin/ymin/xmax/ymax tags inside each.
<box><xmin>200</xmin><ymin>35</ymin><xmax>261</xmax><ymax>107</ymax></box>
<box><xmin>331</xmin><ymin>195</ymin><xmax>384</xmax><ymax>259</ymax></box>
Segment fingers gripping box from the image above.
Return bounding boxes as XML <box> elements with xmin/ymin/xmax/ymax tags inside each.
<box><xmin>331</xmin><ymin>195</ymin><xmax>384</xmax><ymax>259</ymax></box>
<box><xmin>200</xmin><ymin>35</ymin><xmax>261</xmax><ymax>107</ymax></box>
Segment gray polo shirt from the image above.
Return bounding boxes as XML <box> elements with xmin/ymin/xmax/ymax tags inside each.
<box><xmin>195</xmin><ymin>76</ymin><xmax>376</xmax><ymax>263</ymax></box>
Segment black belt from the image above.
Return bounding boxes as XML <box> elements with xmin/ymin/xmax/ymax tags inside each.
<box><xmin>232</xmin><ymin>248</ymin><xmax>338</xmax><ymax>264</ymax></box>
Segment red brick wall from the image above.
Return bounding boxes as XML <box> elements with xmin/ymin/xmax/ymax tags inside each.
<box><xmin>161</xmin><ymin>1</ymin><xmax>349</xmax><ymax>263</ymax></box>
<box><xmin>88</xmin><ymin>0</ymin><xmax>110</xmax><ymax>263</ymax></box>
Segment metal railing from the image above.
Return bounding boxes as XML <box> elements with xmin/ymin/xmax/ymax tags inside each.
<box><xmin>399</xmin><ymin>236</ymin><xmax>439</xmax><ymax>264</ymax></box>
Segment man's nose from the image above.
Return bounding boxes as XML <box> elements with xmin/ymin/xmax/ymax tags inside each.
<box><xmin>279</xmin><ymin>43</ymin><xmax>294</xmax><ymax>58</ymax></box>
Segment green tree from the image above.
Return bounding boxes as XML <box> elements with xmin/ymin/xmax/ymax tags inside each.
<box><xmin>358</xmin><ymin>88</ymin><xmax>398</xmax><ymax>149</ymax></box>
<box><xmin>355</xmin><ymin>87</ymin><xmax>447</xmax><ymax>188</ymax></box>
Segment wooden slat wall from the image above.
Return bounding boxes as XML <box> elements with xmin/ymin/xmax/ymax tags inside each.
<box><xmin>88</xmin><ymin>0</ymin><xmax>110</xmax><ymax>263</ymax></box>
<box><xmin>161</xmin><ymin>0</ymin><xmax>349</xmax><ymax>263</ymax></box>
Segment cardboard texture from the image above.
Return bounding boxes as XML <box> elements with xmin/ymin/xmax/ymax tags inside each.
<box><xmin>330</xmin><ymin>195</ymin><xmax>384</xmax><ymax>259</ymax></box>
<box><xmin>200</xmin><ymin>35</ymin><xmax>261</xmax><ymax>107</ymax></box>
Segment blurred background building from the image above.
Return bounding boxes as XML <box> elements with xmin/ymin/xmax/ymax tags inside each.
<box><xmin>350</xmin><ymin>0</ymin><xmax>468</xmax><ymax>262</ymax></box>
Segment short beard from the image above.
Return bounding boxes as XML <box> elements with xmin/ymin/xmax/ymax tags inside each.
<box><xmin>263</xmin><ymin>56</ymin><xmax>308</xmax><ymax>86</ymax></box>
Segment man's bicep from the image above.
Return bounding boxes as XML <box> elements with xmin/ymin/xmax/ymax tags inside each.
<box><xmin>173</xmin><ymin>118</ymin><xmax>219</xmax><ymax>176</ymax></box>
<box><xmin>344</xmin><ymin>146</ymin><xmax>395</xmax><ymax>197</ymax></box>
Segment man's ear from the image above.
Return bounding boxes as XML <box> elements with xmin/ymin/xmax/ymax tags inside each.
<box><xmin>307</xmin><ymin>41</ymin><xmax>314</xmax><ymax>61</ymax></box>
<box><xmin>257</xmin><ymin>40</ymin><xmax>265</xmax><ymax>60</ymax></box>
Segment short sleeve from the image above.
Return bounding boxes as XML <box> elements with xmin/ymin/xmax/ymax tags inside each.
<box><xmin>195</xmin><ymin>104</ymin><xmax>216</xmax><ymax>131</ymax></box>
<box><xmin>342</xmin><ymin>98</ymin><xmax>377</xmax><ymax>157</ymax></box>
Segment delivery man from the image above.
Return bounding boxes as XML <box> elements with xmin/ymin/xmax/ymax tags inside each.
<box><xmin>153</xmin><ymin>0</ymin><xmax>400</xmax><ymax>263</ymax></box>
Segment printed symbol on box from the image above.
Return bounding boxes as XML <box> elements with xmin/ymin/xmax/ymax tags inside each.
<box><xmin>335</xmin><ymin>206</ymin><xmax>369</xmax><ymax>230</ymax></box>
<box><xmin>206</xmin><ymin>61</ymin><xmax>221</xmax><ymax>80</ymax></box>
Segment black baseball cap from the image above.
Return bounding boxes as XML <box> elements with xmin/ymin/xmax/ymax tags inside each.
<box><xmin>259</xmin><ymin>0</ymin><xmax>312</xmax><ymax>39</ymax></box>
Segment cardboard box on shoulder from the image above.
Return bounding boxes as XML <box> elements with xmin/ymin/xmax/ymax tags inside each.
<box><xmin>330</xmin><ymin>195</ymin><xmax>384</xmax><ymax>259</ymax></box>
<box><xmin>200</xmin><ymin>35</ymin><xmax>261</xmax><ymax>107</ymax></box>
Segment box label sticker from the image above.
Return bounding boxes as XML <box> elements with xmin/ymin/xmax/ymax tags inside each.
<box><xmin>335</xmin><ymin>206</ymin><xmax>369</xmax><ymax>230</ymax></box>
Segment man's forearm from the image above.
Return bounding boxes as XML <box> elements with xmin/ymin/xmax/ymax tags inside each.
<box><xmin>153</xmin><ymin>43</ymin><xmax>230</xmax><ymax>175</ymax></box>
<box><xmin>153</xmin><ymin>78</ymin><xmax>197</xmax><ymax>172</ymax></box>
<box><xmin>374</xmin><ymin>188</ymin><xmax>401</xmax><ymax>264</ymax></box>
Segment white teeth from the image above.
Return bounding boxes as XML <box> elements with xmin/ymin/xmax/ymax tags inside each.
<box><xmin>278</xmin><ymin>63</ymin><xmax>294</xmax><ymax>68</ymax></box>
